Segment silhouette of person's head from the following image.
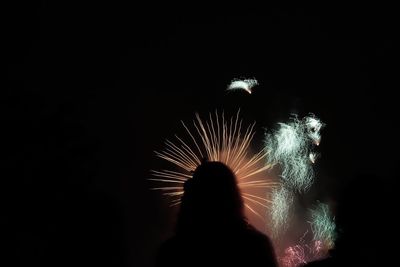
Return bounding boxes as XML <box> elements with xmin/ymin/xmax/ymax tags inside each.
<box><xmin>156</xmin><ymin>160</ymin><xmax>278</xmax><ymax>267</ymax></box>
<box><xmin>177</xmin><ymin>161</ymin><xmax>246</xmax><ymax>234</ymax></box>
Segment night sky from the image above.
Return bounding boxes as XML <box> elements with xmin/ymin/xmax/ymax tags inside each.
<box><xmin>4</xmin><ymin>3</ymin><xmax>399</xmax><ymax>267</ymax></box>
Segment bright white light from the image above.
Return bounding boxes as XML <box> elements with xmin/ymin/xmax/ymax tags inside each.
<box><xmin>227</xmin><ymin>78</ymin><xmax>258</xmax><ymax>94</ymax></box>
<box><xmin>264</xmin><ymin>115</ymin><xmax>324</xmax><ymax>192</ymax></box>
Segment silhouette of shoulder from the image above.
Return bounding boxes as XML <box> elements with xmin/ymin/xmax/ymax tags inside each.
<box><xmin>155</xmin><ymin>162</ymin><xmax>277</xmax><ymax>266</ymax></box>
<box><xmin>303</xmin><ymin>257</ymin><xmax>336</xmax><ymax>267</ymax></box>
<box><xmin>239</xmin><ymin>225</ymin><xmax>277</xmax><ymax>266</ymax></box>
<box><xmin>156</xmin><ymin>225</ymin><xmax>277</xmax><ymax>267</ymax></box>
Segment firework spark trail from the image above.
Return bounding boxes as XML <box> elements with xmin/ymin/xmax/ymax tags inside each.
<box><xmin>312</xmin><ymin>240</ymin><xmax>323</xmax><ymax>255</ymax></box>
<box><xmin>227</xmin><ymin>78</ymin><xmax>258</xmax><ymax>94</ymax></box>
<box><xmin>304</xmin><ymin>116</ymin><xmax>324</xmax><ymax>146</ymax></box>
<box><xmin>151</xmin><ymin>111</ymin><xmax>279</xmax><ymax>216</ymax></box>
<box><xmin>278</xmin><ymin>230</ymin><xmax>325</xmax><ymax>267</ymax></box>
<box><xmin>309</xmin><ymin>202</ymin><xmax>336</xmax><ymax>250</ymax></box>
<box><xmin>264</xmin><ymin>115</ymin><xmax>324</xmax><ymax>192</ymax></box>
<box><xmin>270</xmin><ymin>186</ymin><xmax>293</xmax><ymax>236</ymax></box>
<box><xmin>280</xmin><ymin>245</ymin><xmax>307</xmax><ymax>267</ymax></box>
<box><xmin>280</xmin><ymin>241</ymin><xmax>327</xmax><ymax>267</ymax></box>
<box><xmin>309</xmin><ymin>153</ymin><xmax>318</xmax><ymax>164</ymax></box>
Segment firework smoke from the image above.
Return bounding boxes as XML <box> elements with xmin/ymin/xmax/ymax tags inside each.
<box><xmin>227</xmin><ymin>78</ymin><xmax>258</xmax><ymax>94</ymax></box>
<box><xmin>264</xmin><ymin>115</ymin><xmax>324</xmax><ymax>192</ymax></box>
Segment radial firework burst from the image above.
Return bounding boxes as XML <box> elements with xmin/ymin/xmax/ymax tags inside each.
<box><xmin>151</xmin><ymin>111</ymin><xmax>279</xmax><ymax>218</ymax></box>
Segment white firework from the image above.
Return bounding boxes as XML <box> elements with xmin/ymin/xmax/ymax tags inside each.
<box><xmin>308</xmin><ymin>202</ymin><xmax>336</xmax><ymax>250</ymax></box>
<box><xmin>264</xmin><ymin>115</ymin><xmax>324</xmax><ymax>192</ymax></box>
<box><xmin>227</xmin><ymin>78</ymin><xmax>258</xmax><ymax>94</ymax></box>
<box><xmin>270</xmin><ymin>186</ymin><xmax>294</xmax><ymax>236</ymax></box>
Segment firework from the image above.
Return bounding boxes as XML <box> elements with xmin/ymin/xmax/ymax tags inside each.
<box><xmin>280</xmin><ymin>245</ymin><xmax>307</xmax><ymax>267</ymax></box>
<box><xmin>309</xmin><ymin>153</ymin><xmax>318</xmax><ymax>164</ymax></box>
<box><xmin>279</xmin><ymin>240</ymin><xmax>327</xmax><ymax>267</ymax></box>
<box><xmin>309</xmin><ymin>202</ymin><xmax>336</xmax><ymax>250</ymax></box>
<box><xmin>264</xmin><ymin>115</ymin><xmax>324</xmax><ymax>192</ymax></box>
<box><xmin>278</xmin><ymin>230</ymin><xmax>327</xmax><ymax>267</ymax></box>
<box><xmin>270</xmin><ymin>186</ymin><xmax>293</xmax><ymax>236</ymax></box>
<box><xmin>227</xmin><ymin>78</ymin><xmax>258</xmax><ymax>94</ymax></box>
<box><xmin>151</xmin><ymin>111</ymin><xmax>278</xmax><ymax>217</ymax></box>
<box><xmin>304</xmin><ymin>116</ymin><xmax>324</xmax><ymax>146</ymax></box>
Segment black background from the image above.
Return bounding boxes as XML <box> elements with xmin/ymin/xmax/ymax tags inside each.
<box><xmin>4</xmin><ymin>3</ymin><xmax>399</xmax><ymax>267</ymax></box>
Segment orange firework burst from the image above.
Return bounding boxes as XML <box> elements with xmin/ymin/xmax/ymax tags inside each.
<box><xmin>151</xmin><ymin>111</ymin><xmax>279</xmax><ymax>219</ymax></box>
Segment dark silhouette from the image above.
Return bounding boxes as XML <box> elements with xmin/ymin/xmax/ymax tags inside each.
<box><xmin>155</xmin><ymin>161</ymin><xmax>278</xmax><ymax>267</ymax></box>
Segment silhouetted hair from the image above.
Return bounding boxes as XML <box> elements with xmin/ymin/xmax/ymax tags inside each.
<box><xmin>157</xmin><ymin>161</ymin><xmax>278</xmax><ymax>267</ymax></box>
<box><xmin>176</xmin><ymin>161</ymin><xmax>246</xmax><ymax>234</ymax></box>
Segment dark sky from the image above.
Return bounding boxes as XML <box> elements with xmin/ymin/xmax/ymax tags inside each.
<box><xmin>4</xmin><ymin>3</ymin><xmax>399</xmax><ymax>267</ymax></box>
